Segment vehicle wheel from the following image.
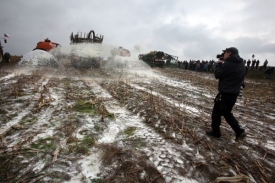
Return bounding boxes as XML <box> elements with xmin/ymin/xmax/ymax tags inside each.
<box><xmin>3</xmin><ymin>52</ymin><xmax>11</xmax><ymax>63</ymax></box>
<box><xmin>0</xmin><ymin>49</ymin><xmax>3</xmax><ymax>62</ymax></box>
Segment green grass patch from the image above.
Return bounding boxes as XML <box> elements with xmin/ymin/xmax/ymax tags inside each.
<box><xmin>68</xmin><ymin>144</ymin><xmax>89</xmax><ymax>155</ymax></box>
<box><xmin>73</xmin><ymin>100</ymin><xmax>97</xmax><ymax>114</ymax></box>
<box><xmin>124</xmin><ymin>127</ymin><xmax>136</xmax><ymax>137</ymax></box>
<box><xmin>73</xmin><ymin>100</ymin><xmax>114</xmax><ymax>120</ymax></box>
<box><xmin>67</xmin><ymin>135</ymin><xmax>95</xmax><ymax>155</ymax></box>
<box><xmin>31</xmin><ymin>137</ymin><xmax>56</xmax><ymax>152</ymax></box>
<box><xmin>82</xmin><ymin>136</ymin><xmax>95</xmax><ymax>147</ymax></box>
<box><xmin>19</xmin><ymin>117</ymin><xmax>38</xmax><ymax>125</ymax></box>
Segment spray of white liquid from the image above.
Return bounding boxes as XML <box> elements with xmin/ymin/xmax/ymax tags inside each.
<box><xmin>16</xmin><ymin>43</ymin><xmax>159</xmax><ymax>79</ymax></box>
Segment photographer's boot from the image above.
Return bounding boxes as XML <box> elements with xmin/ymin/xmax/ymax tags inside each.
<box><xmin>206</xmin><ymin>130</ymin><xmax>221</xmax><ymax>138</ymax></box>
<box><xmin>235</xmin><ymin>129</ymin><xmax>246</xmax><ymax>141</ymax></box>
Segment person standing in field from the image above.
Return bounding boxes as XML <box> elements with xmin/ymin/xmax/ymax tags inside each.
<box><xmin>263</xmin><ymin>59</ymin><xmax>268</xmax><ymax>70</ymax></box>
<box><xmin>256</xmin><ymin>60</ymin><xmax>260</xmax><ymax>69</ymax></box>
<box><xmin>247</xmin><ymin>59</ymin><xmax>251</xmax><ymax>68</ymax></box>
<box><xmin>251</xmin><ymin>60</ymin><xmax>256</xmax><ymax>69</ymax></box>
<box><xmin>206</xmin><ymin>47</ymin><xmax>246</xmax><ymax>141</ymax></box>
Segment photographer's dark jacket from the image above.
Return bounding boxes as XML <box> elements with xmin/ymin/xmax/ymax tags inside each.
<box><xmin>215</xmin><ymin>54</ymin><xmax>245</xmax><ymax>94</ymax></box>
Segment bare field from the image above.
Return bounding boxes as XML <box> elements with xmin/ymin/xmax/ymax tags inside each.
<box><xmin>0</xmin><ymin>59</ymin><xmax>275</xmax><ymax>183</ymax></box>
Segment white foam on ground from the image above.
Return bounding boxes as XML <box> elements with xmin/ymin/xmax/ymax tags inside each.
<box><xmin>18</xmin><ymin>50</ymin><xmax>59</xmax><ymax>67</ymax></box>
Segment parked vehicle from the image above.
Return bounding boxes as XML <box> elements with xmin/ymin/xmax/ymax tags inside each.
<box><xmin>0</xmin><ymin>38</ymin><xmax>10</xmax><ymax>63</ymax></box>
<box><xmin>139</xmin><ymin>51</ymin><xmax>178</xmax><ymax>68</ymax></box>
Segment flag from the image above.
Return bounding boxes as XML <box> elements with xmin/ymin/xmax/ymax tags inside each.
<box><xmin>4</xmin><ymin>34</ymin><xmax>10</xmax><ymax>38</ymax></box>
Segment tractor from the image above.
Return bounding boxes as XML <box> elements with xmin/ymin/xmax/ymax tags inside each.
<box><xmin>0</xmin><ymin>38</ymin><xmax>11</xmax><ymax>63</ymax></box>
<box><xmin>70</xmin><ymin>30</ymin><xmax>103</xmax><ymax>44</ymax></box>
<box><xmin>33</xmin><ymin>38</ymin><xmax>62</xmax><ymax>61</ymax></box>
<box><xmin>69</xmin><ymin>30</ymin><xmax>104</xmax><ymax>69</ymax></box>
<box><xmin>16</xmin><ymin>38</ymin><xmax>61</xmax><ymax>68</ymax></box>
<box><xmin>139</xmin><ymin>51</ymin><xmax>178</xmax><ymax>68</ymax></box>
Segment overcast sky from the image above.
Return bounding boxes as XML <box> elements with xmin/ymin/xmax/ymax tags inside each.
<box><xmin>1</xmin><ymin>0</ymin><xmax>275</xmax><ymax>66</ymax></box>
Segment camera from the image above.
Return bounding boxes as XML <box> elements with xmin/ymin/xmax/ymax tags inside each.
<box><xmin>216</xmin><ymin>52</ymin><xmax>224</xmax><ymax>60</ymax></box>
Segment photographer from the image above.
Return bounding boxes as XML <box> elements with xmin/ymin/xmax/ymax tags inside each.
<box><xmin>206</xmin><ymin>47</ymin><xmax>246</xmax><ymax>141</ymax></box>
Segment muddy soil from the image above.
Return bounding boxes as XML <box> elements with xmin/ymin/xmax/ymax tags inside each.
<box><xmin>0</xmin><ymin>59</ymin><xmax>275</xmax><ymax>183</ymax></box>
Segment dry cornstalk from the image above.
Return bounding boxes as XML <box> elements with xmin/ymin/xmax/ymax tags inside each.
<box><xmin>52</xmin><ymin>147</ymin><xmax>60</xmax><ymax>163</ymax></box>
<box><xmin>255</xmin><ymin>160</ymin><xmax>268</xmax><ymax>180</ymax></box>
<box><xmin>215</xmin><ymin>174</ymin><xmax>250</xmax><ymax>183</ymax></box>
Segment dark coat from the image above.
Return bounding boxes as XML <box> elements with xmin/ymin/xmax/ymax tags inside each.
<box><xmin>265</xmin><ymin>68</ymin><xmax>274</xmax><ymax>74</ymax></box>
<box><xmin>214</xmin><ymin>54</ymin><xmax>245</xmax><ymax>94</ymax></box>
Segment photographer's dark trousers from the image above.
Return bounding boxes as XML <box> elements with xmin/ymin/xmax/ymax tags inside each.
<box><xmin>211</xmin><ymin>93</ymin><xmax>243</xmax><ymax>135</ymax></box>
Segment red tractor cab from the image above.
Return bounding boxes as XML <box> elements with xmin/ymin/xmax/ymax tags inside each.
<box><xmin>33</xmin><ymin>38</ymin><xmax>61</xmax><ymax>51</ymax></box>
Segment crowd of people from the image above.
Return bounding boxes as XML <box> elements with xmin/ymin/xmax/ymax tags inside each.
<box><xmin>176</xmin><ymin>58</ymin><xmax>274</xmax><ymax>78</ymax></box>
<box><xmin>177</xmin><ymin>60</ymin><xmax>216</xmax><ymax>72</ymax></box>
